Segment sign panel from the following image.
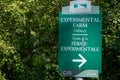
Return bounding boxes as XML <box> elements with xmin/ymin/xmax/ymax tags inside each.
<box><xmin>62</xmin><ymin>6</ymin><xmax>99</xmax><ymax>14</ymax></box>
<box><xmin>59</xmin><ymin>13</ymin><xmax>102</xmax><ymax>77</ymax></box>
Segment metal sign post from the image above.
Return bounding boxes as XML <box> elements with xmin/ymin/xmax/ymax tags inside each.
<box><xmin>76</xmin><ymin>78</ymin><xmax>83</xmax><ymax>80</ymax></box>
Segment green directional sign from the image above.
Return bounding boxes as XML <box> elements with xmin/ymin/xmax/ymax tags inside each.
<box><xmin>59</xmin><ymin>12</ymin><xmax>102</xmax><ymax>77</ymax></box>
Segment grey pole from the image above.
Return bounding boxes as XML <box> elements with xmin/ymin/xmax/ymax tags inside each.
<box><xmin>76</xmin><ymin>78</ymin><xmax>83</xmax><ymax>80</ymax></box>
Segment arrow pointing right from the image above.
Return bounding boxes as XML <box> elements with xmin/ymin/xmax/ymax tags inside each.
<box><xmin>72</xmin><ymin>54</ymin><xmax>87</xmax><ymax>68</ymax></box>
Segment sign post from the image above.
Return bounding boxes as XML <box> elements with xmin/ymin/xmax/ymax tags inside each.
<box><xmin>76</xmin><ymin>78</ymin><xmax>83</xmax><ymax>80</ymax></box>
<box><xmin>59</xmin><ymin>0</ymin><xmax>102</xmax><ymax>79</ymax></box>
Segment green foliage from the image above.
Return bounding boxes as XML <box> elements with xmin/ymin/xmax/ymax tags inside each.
<box><xmin>100</xmin><ymin>1</ymin><xmax>120</xmax><ymax>80</ymax></box>
<box><xmin>0</xmin><ymin>0</ymin><xmax>120</xmax><ymax>80</ymax></box>
<box><xmin>0</xmin><ymin>71</ymin><xmax>6</xmax><ymax>80</ymax></box>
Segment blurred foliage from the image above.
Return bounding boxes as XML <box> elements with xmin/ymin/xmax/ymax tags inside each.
<box><xmin>0</xmin><ymin>0</ymin><xmax>120</xmax><ymax>80</ymax></box>
<box><xmin>100</xmin><ymin>0</ymin><xmax>120</xmax><ymax>80</ymax></box>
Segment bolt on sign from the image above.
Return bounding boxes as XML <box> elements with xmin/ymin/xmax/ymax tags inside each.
<box><xmin>59</xmin><ymin>0</ymin><xmax>102</xmax><ymax>78</ymax></box>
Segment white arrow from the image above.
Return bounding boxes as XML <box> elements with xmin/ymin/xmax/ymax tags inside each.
<box><xmin>72</xmin><ymin>54</ymin><xmax>87</xmax><ymax>68</ymax></box>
